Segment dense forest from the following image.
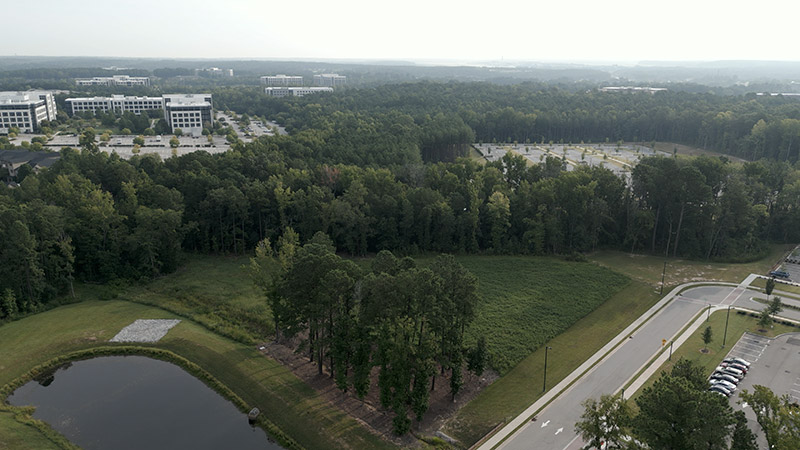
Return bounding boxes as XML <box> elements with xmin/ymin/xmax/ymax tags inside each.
<box><xmin>3</xmin><ymin>80</ymin><xmax>800</xmax><ymax>319</ymax></box>
<box><xmin>215</xmin><ymin>82</ymin><xmax>800</xmax><ymax>163</ymax></box>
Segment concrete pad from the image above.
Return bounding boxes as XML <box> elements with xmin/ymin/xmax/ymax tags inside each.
<box><xmin>109</xmin><ymin>319</ymin><xmax>181</xmax><ymax>343</ymax></box>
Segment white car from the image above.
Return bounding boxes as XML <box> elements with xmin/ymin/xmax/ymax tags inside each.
<box><xmin>710</xmin><ymin>379</ymin><xmax>737</xmax><ymax>391</ymax></box>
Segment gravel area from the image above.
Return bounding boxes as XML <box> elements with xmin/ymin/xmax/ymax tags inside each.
<box><xmin>109</xmin><ymin>319</ymin><xmax>181</xmax><ymax>343</ymax></box>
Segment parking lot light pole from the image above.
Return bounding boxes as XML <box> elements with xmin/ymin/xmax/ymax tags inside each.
<box><xmin>543</xmin><ymin>346</ymin><xmax>552</xmax><ymax>393</ymax></box>
<box><xmin>669</xmin><ymin>340</ymin><xmax>673</xmax><ymax>361</ymax></box>
<box><xmin>660</xmin><ymin>261</ymin><xmax>667</xmax><ymax>296</ymax></box>
<box><xmin>707</xmin><ymin>303</ymin><xmax>711</xmax><ymax>322</ymax></box>
<box><xmin>723</xmin><ymin>306</ymin><xmax>732</xmax><ymax>347</ymax></box>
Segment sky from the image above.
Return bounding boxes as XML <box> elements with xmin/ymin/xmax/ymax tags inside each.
<box><xmin>2</xmin><ymin>0</ymin><xmax>799</xmax><ymax>63</ymax></box>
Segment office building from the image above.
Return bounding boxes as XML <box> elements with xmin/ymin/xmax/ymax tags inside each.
<box><xmin>599</xmin><ymin>86</ymin><xmax>667</xmax><ymax>94</ymax></box>
<box><xmin>163</xmin><ymin>94</ymin><xmax>213</xmax><ymax>136</ymax></box>
<box><xmin>265</xmin><ymin>87</ymin><xmax>333</xmax><ymax>97</ymax></box>
<box><xmin>261</xmin><ymin>75</ymin><xmax>304</xmax><ymax>87</ymax></box>
<box><xmin>313</xmin><ymin>74</ymin><xmax>346</xmax><ymax>87</ymax></box>
<box><xmin>75</xmin><ymin>75</ymin><xmax>151</xmax><ymax>87</ymax></box>
<box><xmin>65</xmin><ymin>93</ymin><xmax>213</xmax><ymax>136</ymax></box>
<box><xmin>66</xmin><ymin>95</ymin><xmax>164</xmax><ymax>115</ymax></box>
<box><xmin>197</xmin><ymin>67</ymin><xmax>234</xmax><ymax>77</ymax></box>
<box><xmin>0</xmin><ymin>91</ymin><xmax>57</xmax><ymax>133</ymax></box>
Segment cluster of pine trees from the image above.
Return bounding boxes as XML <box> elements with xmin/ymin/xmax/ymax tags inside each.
<box><xmin>251</xmin><ymin>234</ymin><xmax>485</xmax><ymax>434</ymax></box>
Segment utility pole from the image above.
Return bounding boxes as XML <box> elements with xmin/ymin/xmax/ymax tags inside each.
<box><xmin>723</xmin><ymin>306</ymin><xmax>732</xmax><ymax>347</ymax></box>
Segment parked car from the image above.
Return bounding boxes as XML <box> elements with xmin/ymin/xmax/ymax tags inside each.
<box><xmin>723</xmin><ymin>357</ymin><xmax>751</xmax><ymax>368</ymax></box>
<box><xmin>719</xmin><ymin>367</ymin><xmax>745</xmax><ymax>380</ymax></box>
<box><xmin>722</xmin><ymin>362</ymin><xmax>748</xmax><ymax>373</ymax></box>
<box><xmin>769</xmin><ymin>270</ymin><xmax>790</xmax><ymax>279</ymax></box>
<box><xmin>710</xmin><ymin>379</ymin><xmax>737</xmax><ymax>391</ymax></box>
<box><xmin>710</xmin><ymin>385</ymin><xmax>732</xmax><ymax>397</ymax></box>
<box><xmin>711</xmin><ymin>372</ymin><xmax>740</xmax><ymax>385</ymax></box>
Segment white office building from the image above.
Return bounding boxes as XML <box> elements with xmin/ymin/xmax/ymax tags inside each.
<box><xmin>0</xmin><ymin>91</ymin><xmax>57</xmax><ymax>133</ymax></box>
<box><xmin>75</xmin><ymin>75</ymin><xmax>151</xmax><ymax>87</ymax></box>
<box><xmin>261</xmin><ymin>75</ymin><xmax>304</xmax><ymax>87</ymax></box>
<box><xmin>163</xmin><ymin>94</ymin><xmax>213</xmax><ymax>137</ymax></box>
<box><xmin>66</xmin><ymin>95</ymin><xmax>164</xmax><ymax>115</ymax></box>
<box><xmin>265</xmin><ymin>87</ymin><xmax>333</xmax><ymax>97</ymax></box>
<box><xmin>313</xmin><ymin>74</ymin><xmax>346</xmax><ymax>87</ymax></box>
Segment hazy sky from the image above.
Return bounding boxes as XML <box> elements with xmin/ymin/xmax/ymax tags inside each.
<box><xmin>3</xmin><ymin>0</ymin><xmax>799</xmax><ymax>63</ymax></box>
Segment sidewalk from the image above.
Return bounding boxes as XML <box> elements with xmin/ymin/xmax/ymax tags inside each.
<box><xmin>476</xmin><ymin>281</ymin><xmax>736</xmax><ymax>450</ymax></box>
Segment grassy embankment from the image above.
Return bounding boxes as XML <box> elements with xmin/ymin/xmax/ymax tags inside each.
<box><xmin>629</xmin><ymin>310</ymin><xmax>798</xmax><ymax>401</ymax></box>
<box><xmin>749</xmin><ymin>277</ymin><xmax>800</xmax><ymax>298</ymax></box>
<box><xmin>0</xmin><ymin>299</ymin><xmax>390</xmax><ymax>450</ymax></box>
<box><xmin>445</xmin><ymin>245</ymin><xmax>791</xmax><ymax>447</ymax></box>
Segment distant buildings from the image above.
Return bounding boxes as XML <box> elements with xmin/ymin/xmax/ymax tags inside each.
<box><xmin>0</xmin><ymin>150</ymin><xmax>61</xmax><ymax>177</ymax></box>
<box><xmin>0</xmin><ymin>91</ymin><xmax>58</xmax><ymax>133</ymax></box>
<box><xmin>261</xmin><ymin>75</ymin><xmax>304</xmax><ymax>87</ymax></box>
<box><xmin>265</xmin><ymin>87</ymin><xmax>333</xmax><ymax>97</ymax></box>
<box><xmin>75</xmin><ymin>75</ymin><xmax>151</xmax><ymax>87</ymax></box>
<box><xmin>66</xmin><ymin>95</ymin><xmax>164</xmax><ymax>115</ymax></box>
<box><xmin>196</xmin><ymin>67</ymin><xmax>234</xmax><ymax>77</ymax></box>
<box><xmin>599</xmin><ymin>86</ymin><xmax>667</xmax><ymax>94</ymax></box>
<box><xmin>163</xmin><ymin>94</ymin><xmax>213</xmax><ymax>136</ymax></box>
<box><xmin>64</xmin><ymin>93</ymin><xmax>213</xmax><ymax>136</ymax></box>
<box><xmin>313</xmin><ymin>74</ymin><xmax>346</xmax><ymax>87</ymax></box>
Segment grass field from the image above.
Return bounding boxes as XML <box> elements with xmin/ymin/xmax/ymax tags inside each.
<box><xmin>629</xmin><ymin>310</ymin><xmax>798</xmax><ymax>400</ymax></box>
<box><xmin>446</xmin><ymin>256</ymin><xmax>629</xmax><ymax>374</ymax></box>
<box><xmin>0</xmin><ymin>300</ymin><xmax>391</xmax><ymax>450</ymax></box>
<box><xmin>118</xmin><ymin>254</ymin><xmax>272</xmax><ymax>344</ymax></box>
<box><xmin>749</xmin><ymin>277</ymin><xmax>800</xmax><ymax>297</ymax></box>
<box><xmin>589</xmin><ymin>244</ymin><xmax>793</xmax><ymax>290</ymax></box>
<box><xmin>444</xmin><ymin>280</ymin><xmax>660</xmax><ymax>446</ymax></box>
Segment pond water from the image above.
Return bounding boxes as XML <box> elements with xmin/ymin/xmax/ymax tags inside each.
<box><xmin>7</xmin><ymin>356</ymin><xmax>282</xmax><ymax>450</ymax></box>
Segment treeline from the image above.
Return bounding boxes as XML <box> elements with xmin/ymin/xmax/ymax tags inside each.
<box><xmin>214</xmin><ymin>82</ymin><xmax>800</xmax><ymax>163</ymax></box>
<box><xmin>3</xmin><ymin>135</ymin><xmax>798</xmax><ymax>318</ymax></box>
<box><xmin>251</xmin><ymin>237</ymin><xmax>485</xmax><ymax>434</ymax></box>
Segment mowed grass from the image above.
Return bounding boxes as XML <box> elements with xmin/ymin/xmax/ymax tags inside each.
<box><xmin>0</xmin><ymin>300</ymin><xmax>391</xmax><ymax>450</ymax></box>
<box><xmin>589</xmin><ymin>244</ymin><xmax>793</xmax><ymax>290</ymax></box>
<box><xmin>749</xmin><ymin>277</ymin><xmax>800</xmax><ymax>298</ymax></box>
<box><xmin>0</xmin><ymin>410</ymin><xmax>65</xmax><ymax>450</ymax></box>
<box><xmin>445</xmin><ymin>280</ymin><xmax>660</xmax><ymax>446</ymax></box>
<box><xmin>630</xmin><ymin>310</ymin><xmax>798</xmax><ymax>400</ymax></box>
<box><xmin>118</xmin><ymin>254</ymin><xmax>272</xmax><ymax>344</ymax></box>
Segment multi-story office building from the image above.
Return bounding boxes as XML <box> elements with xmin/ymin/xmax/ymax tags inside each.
<box><xmin>163</xmin><ymin>94</ymin><xmax>213</xmax><ymax>136</ymax></box>
<box><xmin>265</xmin><ymin>87</ymin><xmax>333</xmax><ymax>97</ymax></box>
<box><xmin>196</xmin><ymin>67</ymin><xmax>234</xmax><ymax>77</ymax></box>
<box><xmin>261</xmin><ymin>75</ymin><xmax>304</xmax><ymax>87</ymax></box>
<box><xmin>65</xmin><ymin>94</ymin><xmax>213</xmax><ymax>136</ymax></box>
<box><xmin>66</xmin><ymin>95</ymin><xmax>164</xmax><ymax>115</ymax></box>
<box><xmin>313</xmin><ymin>74</ymin><xmax>346</xmax><ymax>87</ymax></box>
<box><xmin>0</xmin><ymin>91</ymin><xmax>57</xmax><ymax>133</ymax></box>
<box><xmin>75</xmin><ymin>75</ymin><xmax>151</xmax><ymax>87</ymax></box>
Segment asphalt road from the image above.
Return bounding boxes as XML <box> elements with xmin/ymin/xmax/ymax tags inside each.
<box><xmin>495</xmin><ymin>283</ymin><xmax>754</xmax><ymax>450</ymax></box>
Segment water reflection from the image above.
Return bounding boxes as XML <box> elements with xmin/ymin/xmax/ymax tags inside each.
<box><xmin>8</xmin><ymin>356</ymin><xmax>281</xmax><ymax>450</ymax></box>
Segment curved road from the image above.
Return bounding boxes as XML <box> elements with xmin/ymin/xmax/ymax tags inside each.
<box><xmin>483</xmin><ymin>276</ymin><xmax>796</xmax><ymax>450</ymax></box>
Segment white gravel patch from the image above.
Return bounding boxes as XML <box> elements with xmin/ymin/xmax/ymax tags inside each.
<box><xmin>110</xmin><ymin>319</ymin><xmax>182</xmax><ymax>343</ymax></box>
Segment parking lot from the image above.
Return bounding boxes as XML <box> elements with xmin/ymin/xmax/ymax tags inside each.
<box><xmin>723</xmin><ymin>332</ymin><xmax>800</xmax><ymax>447</ymax></box>
<box><xmin>775</xmin><ymin>245</ymin><xmax>800</xmax><ymax>282</ymax></box>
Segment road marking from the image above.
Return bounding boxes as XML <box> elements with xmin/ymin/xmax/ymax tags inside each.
<box><xmin>561</xmin><ymin>435</ymin><xmax>581</xmax><ymax>450</ymax></box>
<box><xmin>721</xmin><ymin>287</ymin><xmax>746</xmax><ymax>306</ymax></box>
<box><xmin>541</xmin><ymin>420</ymin><xmax>550</xmax><ymax>428</ymax></box>
<box><xmin>555</xmin><ymin>427</ymin><xmax>563</xmax><ymax>435</ymax></box>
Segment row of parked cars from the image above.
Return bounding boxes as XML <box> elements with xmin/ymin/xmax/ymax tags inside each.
<box><xmin>709</xmin><ymin>357</ymin><xmax>751</xmax><ymax>397</ymax></box>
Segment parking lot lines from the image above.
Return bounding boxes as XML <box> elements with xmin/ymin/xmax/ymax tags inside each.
<box><xmin>726</xmin><ymin>332</ymin><xmax>770</xmax><ymax>363</ymax></box>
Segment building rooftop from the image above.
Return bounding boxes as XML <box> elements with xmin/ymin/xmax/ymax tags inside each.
<box><xmin>163</xmin><ymin>94</ymin><xmax>212</xmax><ymax>107</ymax></box>
<box><xmin>0</xmin><ymin>149</ymin><xmax>61</xmax><ymax>168</ymax></box>
<box><xmin>0</xmin><ymin>92</ymin><xmax>44</xmax><ymax>104</ymax></box>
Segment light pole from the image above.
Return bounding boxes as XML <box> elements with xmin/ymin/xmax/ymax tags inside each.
<box><xmin>707</xmin><ymin>303</ymin><xmax>711</xmax><ymax>322</ymax></box>
<box><xmin>723</xmin><ymin>306</ymin><xmax>732</xmax><ymax>347</ymax></box>
<box><xmin>660</xmin><ymin>261</ymin><xmax>667</xmax><ymax>296</ymax></box>
<box><xmin>543</xmin><ymin>346</ymin><xmax>552</xmax><ymax>393</ymax></box>
<box><xmin>669</xmin><ymin>340</ymin><xmax>674</xmax><ymax>361</ymax></box>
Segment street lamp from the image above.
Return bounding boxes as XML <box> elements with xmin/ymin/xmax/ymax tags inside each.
<box><xmin>543</xmin><ymin>346</ymin><xmax>552</xmax><ymax>393</ymax></box>
<box><xmin>660</xmin><ymin>261</ymin><xmax>667</xmax><ymax>296</ymax></box>
<box><xmin>722</xmin><ymin>306</ymin><xmax>732</xmax><ymax>347</ymax></box>
<box><xmin>707</xmin><ymin>303</ymin><xmax>711</xmax><ymax>322</ymax></box>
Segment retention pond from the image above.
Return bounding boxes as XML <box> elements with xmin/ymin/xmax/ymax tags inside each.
<box><xmin>7</xmin><ymin>355</ymin><xmax>281</xmax><ymax>449</ymax></box>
